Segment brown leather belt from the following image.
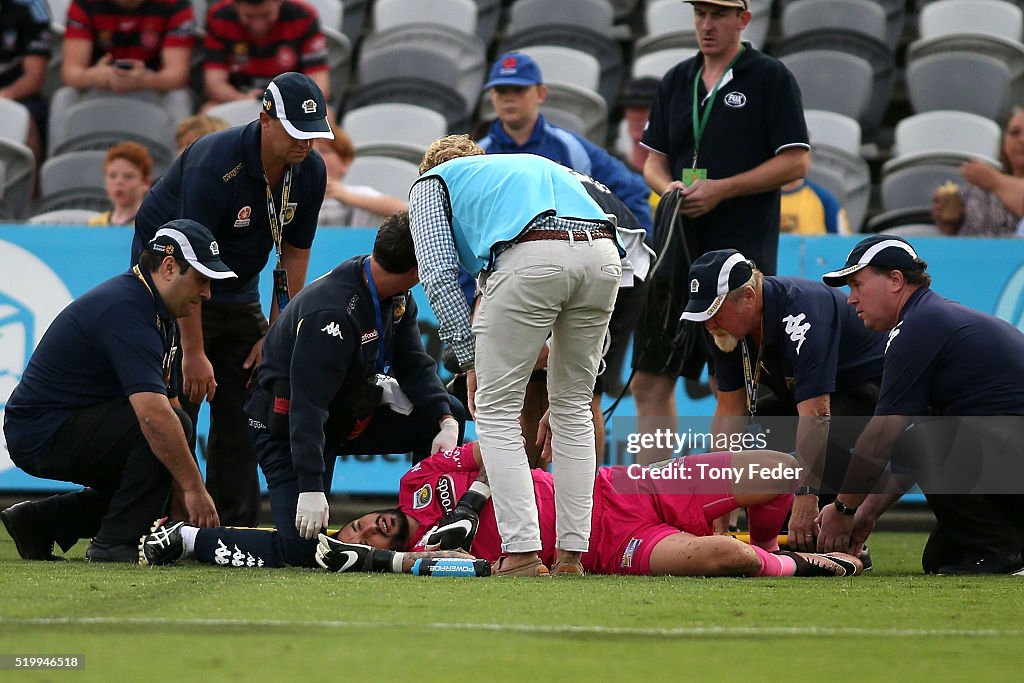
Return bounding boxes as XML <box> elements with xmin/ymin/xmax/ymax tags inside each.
<box><xmin>516</xmin><ymin>227</ymin><xmax>615</xmax><ymax>243</ymax></box>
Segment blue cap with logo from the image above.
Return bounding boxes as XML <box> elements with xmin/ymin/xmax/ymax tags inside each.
<box><xmin>822</xmin><ymin>235</ymin><xmax>923</xmax><ymax>287</ymax></box>
<box><xmin>148</xmin><ymin>219</ymin><xmax>237</xmax><ymax>280</ymax></box>
<box><xmin>261</xmin><ymin>71</ymin><xmax>334</xmax><ymax>141</ymax></box>
<box><xmin>483</xmin><ymin>52</ymin><xmax>543</xmax><ymax>90</ymax></box>
<box><xmin>680</xmin><ymin>249</ymin><xmax>755</xmax><ymax>322</ymax></box>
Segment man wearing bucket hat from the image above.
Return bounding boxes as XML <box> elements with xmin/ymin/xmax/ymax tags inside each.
<box><xmin>818</xmin><ymin>235</ymin><xmax>1024</xmax><ymax>574</ymax></box>
<box><xmin>681</xmin><ymin>248</ymin><xmax>885</xmax><ymax>551</ymax></box>
<box><xmin>131</xmin><ymin>71</ymin><xmax>332</xmax><ymax>527</ymax></box>
<box><xmin>3</xmin><ymin>219</ymin><xmax>235</xmax><ymax>563</ymax></box>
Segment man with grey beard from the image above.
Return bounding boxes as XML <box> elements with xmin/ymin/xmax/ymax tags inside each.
<box><xmin>680</xmin><ymin>249</ymin><xmax>884</xmax><ymax>551</ymax></box>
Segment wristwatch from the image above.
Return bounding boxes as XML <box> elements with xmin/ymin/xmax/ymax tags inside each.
<box><xmin>833</xmin><ymin>499</ymin><xmax>858</xmax><ymax>516</ymax></box>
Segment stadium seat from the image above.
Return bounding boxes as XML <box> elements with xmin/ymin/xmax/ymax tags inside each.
<box><xmin>507</xmin><ymin>0</ymin><xmax>616</xmax><ymax>37</ymax></box>
<box><xmin>373</xmin><ymin>0</ymin><xmax>477</xmax><ymax>35</ymax></box>
<box><xmin>907</xmin><ymin>52</ymin><xmax>1011</xmax><ymax>121</ymax></box>
<box><xmin>341</xmin><ymin>0</ymin><xmax>369</xmax><ymax>45</ymax></box>
<box><xmin>347</xmin><ymin>79</ymin><xmax>471</xmax><ymax>133</ymax></box>
<box><xmin>781</xmin><ymin>51</ymin><xmax>874</xmax><ymax>121</ymax></box>
<box><xmin>324</xmin><ymin>26</ymin><xmax>353</xmax><ymax>109</ymax></box>
<box><xmin>610</xmin><ymin>0</ymin><xmax>640</xmax><ymax>21</ymax></box>
<box><xmin>804</xmin><ymin>110</ymin><xmax>863</xmax><ymax>156</ymax></box>
<box><xmin>344</xmin><ymin>155</ymin><xmax>420</xmax><ymax>200</ymax></box>
<box><xmin>306</xmin><ymin>0</ymin><xmax>343</xmax><ymax>31</ymax></box>
<box><xmin>38</xmin><ymin>150</ymin><xmax>106</xmax><ymax>197</ymax></box>
<box><xmin>884</xmin><ymin>110</ymin><xmax>1002</xmax><ymax>175</ymax></box>
<box><xmin>518</xmin><ymin>46</ymin><xmax>602</xmax><ymax>96</ymax></box>
<box><xmin>48</xmin><ymin>0</ymin><xmax>70</xmax><ymax>29</ymax></box>
<box><xmin>359</xmin><ymin>25</ymin><xmax>486</xmax><ymax>113</ymax></box>
<box><xmin>744</xmin><ymin>0</ymin><xmax>772</xmax><ymax>49</ymax></box>
<box><xmin>50</xmin><ymin>98</ymin><xmax>176</xmax><ymax>174</ymax></box>
<box><xmin>632</xmin><ymin>49</ymin><xmax>694</xmax><ymax>79</ymax></box>
<box><xmin>206</xmin><ymin>100</ymin><xmax>262</xmax><ymax>128</ymax></box>
<box><xmin>357</xmin><ymin>43</ymin><xmax>466</xmax><ymax>106</ymax></box>
<box><xmin>775</xmin><ymin>29</ymin><xmax>894</xmax><ymax>132</ymax></box>
<box><xmin>32</xmin><ymin>188</ymin><xmax>111</xmax><ymax>215</ymax></box>
<box><xmin>0</xmin><ymin>138</ymin><xmax>35</xmax><ymax>220</ymax></box>
<box><xmin>810</xmin><ymin>143</ymin><xmax>871</xmax><ymax>233</ymax></box>
<box><xmin>0</xmin><ymin>98</ymin><xmax>31</xmax><ymax>145</ymax></box>
<box><xmin>192</xmin><ymin>0</ymin><xmax>208</xmax><ymax>31</ymax></box>
<box><xmin>341</xmin><ymin>103</ymin><xmax>446</xmax><ymax>164</ymax></box>
<box><xmin>27</xmin><ymin>208</ymin><xmax>102</xmax><ymax>225</ymax></box>
<box><xmin>881</xmin><ymin>164</ymin><xmax>965</xmax><ymax>212</ymax></box>
<box><xmin>501</xmin><ymin>25</ymin><xmax>623</xmax><ymax>110</ymax></box>
<box><xmin>918</xmin><ymin>0</ymin><xmax>1023</xmax><ymax>42</ymax></box>
<box><xmin>782</xmin><ymin>0</ymin><xmax>887</xmax><ymax>42</ymax></box>
<box><xmin>878</xmin><ymin>223</ymin><xmax>944</xmax><ymax>237</ymax></box>
<box><xmin>635</xmin><ymin>0</ymin><xmax>699</xmax><ymax>57</ymax></box>
<box><xmin>474</xmin><ymin>0</ymin><xmax>501</xmax><ymax>45</ymax></box>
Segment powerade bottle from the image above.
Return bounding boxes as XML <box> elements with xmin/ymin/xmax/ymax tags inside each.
<box><xmin>411</xmin><ymin>558</ymin><xmax>491</xmax><ymax>577</ymax></box>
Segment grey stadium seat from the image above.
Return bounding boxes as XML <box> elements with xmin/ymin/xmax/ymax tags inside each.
<box><xmin>344</xmin><ymin>156</ymin><xmax>420</xmax><ymax>200</ymax></box>
<box><xmin>205</xmin><ymin>100</ymin><xmax>262</xmax><ymax>128</ymax></box>
<box><xmin>0</xmin><ymin>138</ymin><xmax>35</xmax><ymax>220</ymax></box>
<box><xmin>507</xmin><ymin>0</ymin><xmax>615</xmax><ymax>37</ymax></box>
<box><xmin>324</xmin><ymin>27</ymin><xmax>353</xmax><ymax>110</ymax></box>
<box><xmin>884</xmin><ymin>110</ymin><xmax>1002</xmax><ymax>175</ymax></box>
<box><xmin>51</xmin><ymin>98</ymin><xmax>175</xmax><ymax>174</ymax></box>
<box><xmin>811</xmin><ymin>143</ymin><xmax>871</xmax><ymax>233</ymax></box>
<box><xmin>804</xmin><ymin>110</ymin><xmax>863</xmax><ymax>156</ymax></box>
<box><xmin>373</xmin><ymin>0</ymin><xmax>477</xmax><ymax>35</ymax></box>
<box><xmin>28</xmin><ymin>209</ymin><xmax>102</xmax><ymax>225</ymax></box>
<box><xmin>907</xmin><ymin>52</ymin><xmax>1012</xmax><ymax>122</ymax></box>
<box><xmin>918</xmin><ymin>0</ymin><xmax>1023</xmax><ymax>42</ymax></box>
<box><xmin>881</xmin><ymin>164</ymin><xmax>965</xmax><ymax>212</ymax></box>
<box><xmin>306</xmin><ymin>0</ymin><xmax>342</xmax><ymax>31</ymax></box>
<box><xmin>632</xmin><ymin>49</ymin><xmax>694</xmax><ymax>79</ymax></box>
<box><xmin>519</xmin><ymin>46</ymin><xmax>601</xmax><ymax>96</ymax></box>
<box><xmin>782</xmin><ymin>0</ymin><xmax>887</xmax><ymax>42</ymax></box>
<box><xmin>39</xmin><ymin>150</ymin><xmax>106</xmax><ymax>197</ymax></box>
<box><xmin>342</xmin><ymin>103</ymin><xmax>447</xmax><ymax>165</ymax></box>
<box><xmin>0</xmin><ymin>98</ymin><xmax>31</xmax><ymax>145</ymax></box>
<box><xmin>781</xmin><ymin>51</ymin><xmax>874</xmax><ymax>122</ymax></box>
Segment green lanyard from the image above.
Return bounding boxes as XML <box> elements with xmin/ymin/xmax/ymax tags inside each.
<box><xmin>691</xmin><ymin>46</ymin><xmax>745</xmax><ymax>168</ymax></box>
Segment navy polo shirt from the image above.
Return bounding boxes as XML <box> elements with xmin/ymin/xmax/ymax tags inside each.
<box><xmin>254</xmin><ymin>256</ymin><xmax>451</xmax><ymax>492</ymax></box>
<box><xmin>876</xmin><ymin>287</ymin><xmax>1024</xmax><ymax>416</ymax></box>
<box><xmin>642</xmin><ymin>43</ymin><xmax>809</xmax><ymax>274</ymax></box>
<box><xmin>3</xmin><ymin>268</ymin><xmax>177</xmax><ymax>465</ymax></box>
<box><xmin>132</xmin><ymin>120</ymin><xmax>326</xmax><ymax>304</ymax></box>
<box><xmin>714</xmin><ymin>277</ymin><xmax>885</xmax><ymax>405</ymax></box>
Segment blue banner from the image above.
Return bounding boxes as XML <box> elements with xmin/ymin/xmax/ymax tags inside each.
<box><xmin>2</xmin><ymin>227</ymin><xmax>1023</xmax><ymax>495</ymax></box>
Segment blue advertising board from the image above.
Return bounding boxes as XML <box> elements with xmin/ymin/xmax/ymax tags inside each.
<box><xmin>2</xmin><ymin>227</ymin><xmax>1023</xmax><ymax>495</ymax></box>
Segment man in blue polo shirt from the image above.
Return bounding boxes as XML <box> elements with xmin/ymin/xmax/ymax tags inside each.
<box><xmin>132</xmin><ymin>71</ymin><xmax>330</xmax><ymax>527</ymax></box>
<box><xmin>478</xmin><ymin>51</ymin><xmax>652</xmax><ymax>234</ymax></box>
<box><xmin>681</xmin><ymin>248</ymin><xmax>885</xmax><ymax>551</ymax></box>
<box><xmin>818</xmin><ymin>235</ymin><xmax>1024</xmax><ymax>574</ymax></box>
<box><xmin>2</xmin><ymin>220</ymin><xmax>234</xmax><ymax>562</ymax></box>
<box><xmin>632</xmin><ymin>0</ymin><xmax>810</xmax><ymax>437</ymax></box>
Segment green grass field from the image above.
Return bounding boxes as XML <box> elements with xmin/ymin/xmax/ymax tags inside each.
<box><xmin>2</xmin><ymin>529</ymin><xmax>1023</xmax><ymax>682</ymax></box>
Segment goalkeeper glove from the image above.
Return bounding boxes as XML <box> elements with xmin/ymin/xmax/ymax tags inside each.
<box><xmin>425</xmin><ymin>481</ymin><xmax>490</xmax><ymax>551</ymax></box>
<box><xmin>315</xmin><ymin>534</ymin><xmax>405</xmax><ymax>573</ymax></box>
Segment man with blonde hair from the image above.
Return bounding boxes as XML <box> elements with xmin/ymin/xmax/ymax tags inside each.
<box><xmin>409</xmin><ymin>135</ymin><xmax>624</xmax><ymax>577</ymax></box>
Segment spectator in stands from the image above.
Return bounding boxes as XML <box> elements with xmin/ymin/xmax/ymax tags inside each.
<box><xmin>315</xmin><ymin>120</ymin><xmax>407</xmax><ymax>227</ymax></box>
<box><xmin>175</xmin><ymin>114</ymin><xmax>230</xmax><ymax>155</ymax></box>
<box><xmin>0</xmin><ymin>0</ymin><xmax>53</xmax><ymax>164</ymax></box>
<box><xmin>780</xmin><ymin>176</ymin><xmax>850</xmax><ymax>235</ymax></box>
<box><xmin>202</xmin><ymin>0</ymin><xmax>329</xmax><ymax>108</ymax></box>
<box><xmin>618</xmin><ymin>76</ymin><xmax>660</xmax><ymax>174</ymax></box>
<box><xmin>56</xmin><ymin>0</ymin><xmax>195</xmax><ymax>129</ymax></box>
<box><xmin>478</xmin><ymin>51</ymin><xmax>653</xmax><ymax>233</ymax></box>
<box><xmin>88</xmin><ymin>141</ymin><xmax>153</xmax><ymax>226</ymax></box>
<box><xmin>931</xmin><ymin>109</ymin><xmax>1024</xmax><ymax>237</ymax></box>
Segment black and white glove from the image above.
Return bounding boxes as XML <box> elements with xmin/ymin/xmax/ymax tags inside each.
<box><xmin>425</xmin><ymin>481</ymin><xmax>490</xmax><ymax>551</ymax></box>
<box><xmin>315</xmin><ymin>534</ymin><xmax>405</xmax><ymax>573</ymax></box>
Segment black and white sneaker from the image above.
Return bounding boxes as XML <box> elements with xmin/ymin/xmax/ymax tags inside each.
<box><xmin>139</xmin><ymin>517</ymin><xmax>192</xmax><ymax>567</ymax></box>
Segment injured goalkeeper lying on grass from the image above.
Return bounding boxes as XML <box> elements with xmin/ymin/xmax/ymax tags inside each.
<box><xmin>139</xmin><ymin>442</ymin><xmax>864</xmax><ymax>577</ymax></box>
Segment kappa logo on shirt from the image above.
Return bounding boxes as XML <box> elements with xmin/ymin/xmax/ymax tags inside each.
<box><xmin>724</xmin><ymin>91</ymin><xmax>747</xmax><ymax>108</ymax></box>
<box><xmin>782</xmin><ymin>313</ymin><xmax>811</xmax><ymax>355</ymax></box>
<box><xmin>321</xmin><ymin>322</ymin><xmax>344</xmax><ymax>339</ymax></box>
<box><xmin>413</xmin><ymin>484</ymin><xmax>433</xmax><ymax>510</ymax></box>
<box><xmin>886</xmin><ymin>322</ymin><xmax>903</xmax><ymax>353</ymax></box>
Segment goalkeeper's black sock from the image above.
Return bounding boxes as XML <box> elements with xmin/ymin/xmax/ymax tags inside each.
<box><xmin>194</xmin><ymin>528</ymin><xmax>288</xmax><ymax>568</ymax></box>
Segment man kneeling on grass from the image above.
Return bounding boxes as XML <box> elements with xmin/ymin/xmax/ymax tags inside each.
<box><xmin>141</xmin><ymin>441</ymin><xmax>863</xmax><ymax>577</ymax></box>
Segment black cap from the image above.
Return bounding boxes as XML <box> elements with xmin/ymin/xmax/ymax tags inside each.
<box><xmin>261</xmin><ymin>72</ymin><xmax>334</xmax><ymax>140</ymax></box>
<box><xmin>618</xmin><ymin>76</ymin><xmax>660</xmax><ymax>108</ymax></box>
<box><xmin>822</xmin><ymin>235</ymin><xmax>924</xmax><ymax>287</ymax></box>
<box><xmin>148</xmin><ymin>219</ymin><xmax>237</xmax><ymax>280</ymax></box>
<box><xmin>681</xmin><ymin>249</ymin><xmax>754</xmax><ymax>322</ymax></box>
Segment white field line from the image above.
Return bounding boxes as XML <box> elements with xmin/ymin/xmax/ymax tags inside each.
<box><xmin>0</xmin><ymin>617</ymin><xmax>1020</xmax><ymax>638</ymax></box>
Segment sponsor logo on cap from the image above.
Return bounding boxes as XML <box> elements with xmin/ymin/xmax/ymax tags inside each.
<box><xmin>690</xmin><ymin>278</ymin><xmax>700</xmax><ymax>293</ymax></box>
<box><xmin>210</xmin><ymin>240</ymin><xmax>220</xmax><ymax>256</ymax></box>
<box><xmin>301</xmin><ymin>98</ymin><xmax>317</xmax><ymax>114</ymax></box>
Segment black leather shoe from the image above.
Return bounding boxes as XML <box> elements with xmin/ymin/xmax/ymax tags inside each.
<box><xmin>1</xmin><ymin>501</ymin><xmax>63</xmax><ymax>561</ymax></box>
<box><xmin>936</xmin><ymin>555</ymin><xmax>1024</xmax><ymax>575</ymax></box>
<box><xmin>86</xmin><ymin>540</ymin><xmax>139</xmax><ymax>563</ymax></box>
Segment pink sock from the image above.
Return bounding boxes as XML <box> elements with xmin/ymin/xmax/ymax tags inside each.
<box><xmin>750</xmin><ymin>545</ymin><xmax>797</xmax><ymax>577</ymax></box>
<box><xmin>747</xmin><ymin>493</ymin><xmax>794</xmax><ymax>551</ymax></box>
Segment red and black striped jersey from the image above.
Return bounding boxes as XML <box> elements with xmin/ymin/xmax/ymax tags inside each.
<box><xmin>203</xmin><ymin>0</ymin><xmax>327</xmax><ymax>92</ymax></box>
<box><xmin>64</xmin><ymin>0</ymin><xmax>196</xmax><ymax>70</ymax></box>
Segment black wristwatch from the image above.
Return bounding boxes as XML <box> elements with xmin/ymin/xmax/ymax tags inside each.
<box><xmin>833</xmin><ymin>499</ymin><xmax>858</xmax><ymax>516</ymax></box>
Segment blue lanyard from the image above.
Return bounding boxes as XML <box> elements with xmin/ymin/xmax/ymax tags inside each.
<box><xmin>363</xmin><ymin>258</ymin><xmax>392</xmax><ymax>375</ymax></box>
